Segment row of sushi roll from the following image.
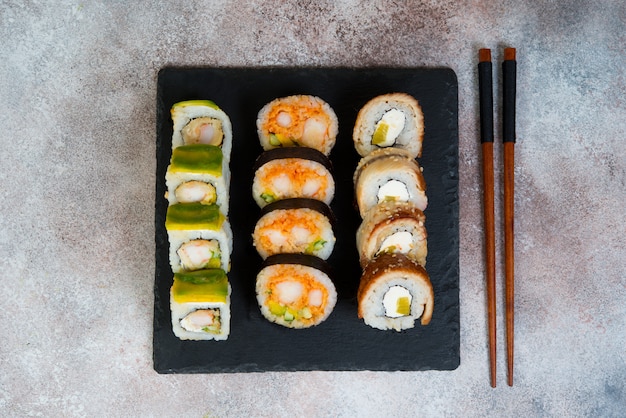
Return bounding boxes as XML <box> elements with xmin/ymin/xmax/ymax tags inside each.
<box><xmin>165</xmin><ymin>100</ymin><xmax>234</xmax><ymax>341</ymax></box>
<box><xmin>352</xmin><ymin>93</ymin><xmax>435</xmax><ymax>332</ymax></box>
<box><xmin>251</xmin><ymin>95</ymin><xmax>340</xmax><ymax>329</ymax></box>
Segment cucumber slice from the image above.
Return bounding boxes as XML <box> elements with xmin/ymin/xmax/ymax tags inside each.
<box><xmin>396</xmin><ymin>296</ymin><xmax>411</xmax><ymax>316</ymax></box>
<box><xmin>372</xmin><ymin>123</ymin><xmax>389</xmax><ymax>145</ymax></box>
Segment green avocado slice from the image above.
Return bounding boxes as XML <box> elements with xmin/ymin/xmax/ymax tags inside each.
<box><xmin>171</xmin><ymin>99</ymin><xmax>220</xmax><ymax>111</ymax></box>
<box><xmin>165</xmin><ymin>202</ymin><xmax>225</xmax><ymax>230</ymax></box>
<box><xmin>171</xmin><ymin>269</ymin><xmax>229</xmax><ymax>303</ymax></box>
<box><xmin>169</xmin><ymin>144</ymin><xmax>223</xmax><ymax>176</ymax></box>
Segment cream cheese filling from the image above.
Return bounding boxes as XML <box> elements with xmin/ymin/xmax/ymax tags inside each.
<box><xmin>378</xmin><ymin>231</ymin><xmax>414</xmax><ymax>254</ymax></box>
<box><xmin>377</xmin><ymin>180</ymin><xmax>409</xmax><ymax>202</ymax></box>
<box><xmin>383</xmin><ymin>285</ymin><xmax>412</xmax><ymax>318</ymax></box>
<box><xmin>372</xmin><ymin>109</ymin><xmax>405</xmax><ymax>147</ymax></box>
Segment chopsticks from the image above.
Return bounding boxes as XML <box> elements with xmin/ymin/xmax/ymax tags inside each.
<box><xmin>477</xmin><ymin>47</ymin><xmax>517</xmax><ymax>387</ymax></box>
<box><xmin>503</xmin><ymin>47</ymin><xmax>517</xmax><ymax>387</ymax></box>
<box><xmin>478</xmin><ymin>48</ymin><xmax>497</xmax><ymax>388</ymax></box>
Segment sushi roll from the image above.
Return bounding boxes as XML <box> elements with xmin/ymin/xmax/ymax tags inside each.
<box><xmin>165</xmin><ymin>144</ymin><xmax>230</xmax><ymax>214</ymax></box>
<box><xmin>357</xmin><ymin>253</ymin><xmax>434</xmax><ymax>332</ymax></box>
<box><xmin>252</xmin><ymin>198</ymin><xmax>335</xmax><ymax>260</ymax></box>
<box><xmin>256</xmin><ymin>95</ymin><xmax>338</xmax><ymax>156</ymax></box>
<box><xmin>165</xmin><ymin>202</ymin><xmax>232</xmax><ymax>272</ymax></box>
<box><xmin>252</xmin><ymin>147</ymin><xmax>335</xmax><ymax>207</ymax></box>
<box><xmin>171</xmin><ymin>100</ymin><xmax>233</xmax><ymax>161</ymax></box>
<box><xmin>353</xmin><ymin>93</ymin><xmax>424</xmax><ymax>158</ymax></box>
<box><xmin>167</xmin><ymin>223</ymin><xmax>233</xmax><ymax>273</ymax></box>
<box><xmin>170</xmin><ymin>268</ymin><xmax>231</xmax><ymax>340</ymax></box>
<box><xmin>354</xmin><ymin>148</ymin><xmax>427</xmax><ymax>218</ymax></box>
<box><xmin>356</xmin><ymin>201</ymin><xmax>428</xmax><ymax>268</ymax></box>
<box><xmin>256</xmin><ymin>254</ymin><xmax>337</xmax><ymax>328</ymax></box>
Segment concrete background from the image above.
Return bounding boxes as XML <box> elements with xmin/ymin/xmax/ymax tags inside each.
<box><xmin>1</xmin><ymin>0</ymin><xmax>624</xmax><ymax>416</ymax></box>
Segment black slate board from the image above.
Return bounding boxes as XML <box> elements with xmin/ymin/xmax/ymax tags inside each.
<box><xmin>154</xmin><ymin>67</ymin><xmax>459</xmax><ymax>373</ymax></box>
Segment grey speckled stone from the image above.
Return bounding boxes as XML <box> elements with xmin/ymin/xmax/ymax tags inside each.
<box><xmin>1</xmin><ymin>1</ymin><xmax>624</xmax><ymax>416</ymax></box>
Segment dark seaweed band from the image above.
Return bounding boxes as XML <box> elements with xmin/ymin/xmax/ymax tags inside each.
<box><xmin>478</xmin><ymin>60</ymin><xmax>494</xmax><ymax>143</ymax></box>
<box><xmin>259</xmin><ymin>197</ymin><xmax>336</xmax><ymax>225</ymax></box>
<box><xmin>502</xmin><ymin>59</ymin><xmax>517</xmax><ymax>143</ymax></box>
<box><xmin>262</xmin><ymin>254</ymin><xmax>333</xmax><ymax>277</ymax></box>
<box><xmin>252</xmin><ymin>147</ymin><xmax>333</xmax><ymax>173</ymax></box>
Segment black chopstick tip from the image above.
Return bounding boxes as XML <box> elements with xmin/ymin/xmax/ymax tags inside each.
<box><xmin>478</xmin><ymin>48</ymin><xmax>494</xmax><ymax>143</ymax></box>
<box><xmin>502</xmin><ymin>47</ymin><xmax>517</xmax><ymax>143</ymax></box>
<box><xmin>504</xmin><ymin>48</ymin><xmax>516</xmax><ymax>61</ymax></box>
<box><xmin>479</xmin><ymin>48</ymin><xmax>492</xmax><ymax>63</ymax></box>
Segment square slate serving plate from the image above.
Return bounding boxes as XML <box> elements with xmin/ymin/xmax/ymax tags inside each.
<box><xmin>154</xmin><ymin>67</ymin><xmax>459</xmax><ymax>373</ymax></box>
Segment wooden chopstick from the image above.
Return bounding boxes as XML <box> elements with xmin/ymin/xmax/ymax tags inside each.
<box><xmin>478</xmin><ymin>48</ymin><xmax>497</xmax><ymax>388</ymax></box>
<box><xmin>502</xmin><ymin>47</ymin><xmax>517</xmax><ymax>387</ymax></box>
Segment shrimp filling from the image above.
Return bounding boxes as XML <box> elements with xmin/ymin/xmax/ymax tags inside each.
<box><xmin>181</xmin><ymin>117</ymin><xmax>224</xmax><ymax>146</ymax></box>
<box><xmin>276</xmin><ymin>111</ymin><xmax>292</xmax><ymax>127</ymax></box>
<box><xmin>257</xmin><ymin>159</ymin><xmax>331</xmax><ymax>204</ymax></box>
<box><xmin>265</xmin><ymin>103</ymin><xmax>331</xmax><ymax>147</ymax></box>
<box><xmin>180</xmin><ymin>308</ymin><xmax>221</xmax><ymax>333</ymax></box>
<box><xmin>177</xmin><ymin>239</ymin><xmax>221</xmax><ymax>270</ymax></box>
<box><xmin>265</xmin><ymin>269</ymin><xmax>329</xmax><ymax>323</ymax></box>
<box><xmin>175</xmin><ymin>181</ymin><xmax>217</xmax><ymax>204</ymax></box>
<box><xmin>256</xmin><ymin>210</ymin><xmax>331</xmax><ymax>256</ymax></box>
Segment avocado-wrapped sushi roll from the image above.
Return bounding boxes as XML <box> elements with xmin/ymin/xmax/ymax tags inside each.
<box><xmin>170</xmin><ymin>268</ymin><xmax>231</xmax><ymax>340</ymax></box>
<box><xmin>358</xmin><ymin>253</ymin><xmax>434</xmax><ymax>332</ymax></box>
<box><xmin>171</xmin><ymin>100</ymin><xmax>233</xmax><ymax>161</ymax></box>
<box><xmin>166</xmin><ymin>202</ymin><xmax>232</xmax><ymax>272</ymax></box>
<box><xmin>256</xmin><ymin>254</ymin><xmax>337</xmax><ymax>328</ymax></box>
<box><xmin>252</xmin><ymin>198</ymin><xmax>336</xmax><ymax>260</ymax></box>
<box><xmin>252</xmin><ymin>147</ymin><xmax>335</xmax><ymax>207</ymax></box>
<box><xmin>256</xmin><ymin>95</ymin><xmax>338</xmax><ymax>156</ymax></box>
<box><xmin>353</xmin><ymin>93</ymin><xmax>424</xmax><ymax>158</ymax></box>
<box><xmin>167</xmin><ymin>226</ymin><xmax>233</xmax><ymax>273</ymax></box>
<box><xmin>165</xmin><ymin>144</ymin><xmax>230</xmax><ymax>214</ymax></box>
<box><xmin>356</xmin><ymin>201</ymin><xmax>428</xmax><ymax>268</ymax></box>
<box><xmin>354</xmin><ymin>148</ymin><xmax>427</xmax><ymax>218</ymax></box>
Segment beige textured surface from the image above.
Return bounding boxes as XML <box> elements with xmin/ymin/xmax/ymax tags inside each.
<box><xmin>1</xmin><ymin>1</ymin><xmax>625</xmax><ymax>416</ymax></box>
